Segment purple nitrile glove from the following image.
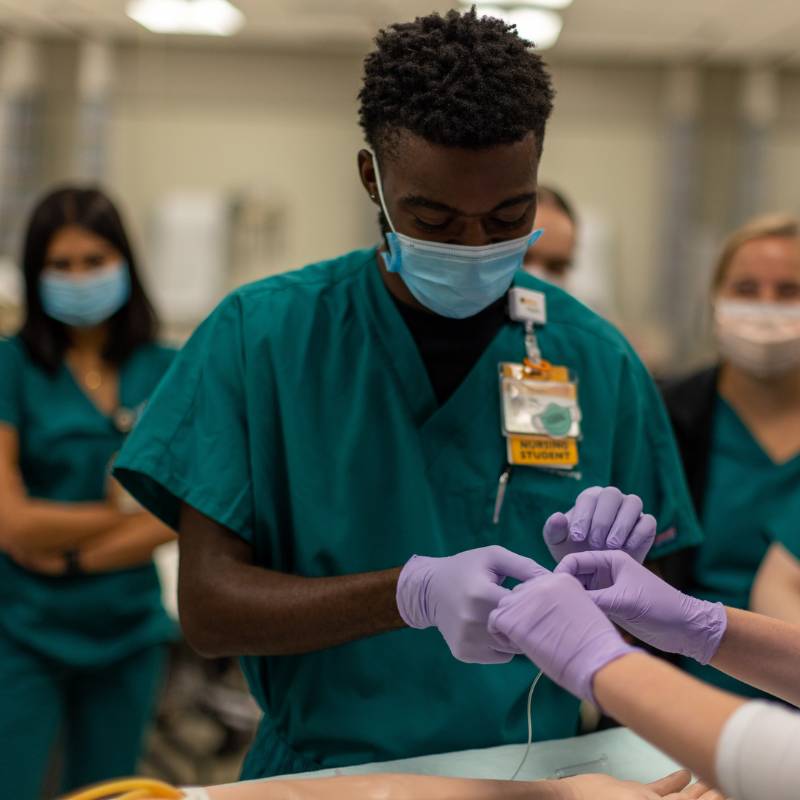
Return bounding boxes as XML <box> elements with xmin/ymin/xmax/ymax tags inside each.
<box><xmin>543</xmin><ymin>486</ymin><xmax>657</xmax><ymax>564</ymax></box>
<box><xmin>396</xmin><ymin>546</ymin><xmax>548</xmax><ymax>664</ymax></box>
<box><xmin>488</xmin><ymin>572</ymin><xmax>637</xmax><ymax>704</ymax></box>
<box><xmin>556</xmin><ymin>550</ymin><xmax>727</xmax><ymax>665</ymax></box>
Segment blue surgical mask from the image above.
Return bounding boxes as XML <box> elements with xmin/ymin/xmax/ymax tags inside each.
<box><xmin>40</xmin><ymin>261</ymin><xmax>131</xmax><ymax>327</ymax></box>
<box><xmin>370</xmin><ymin>151</ymin><xmax>543</xmax><ymax>319</ymax></box>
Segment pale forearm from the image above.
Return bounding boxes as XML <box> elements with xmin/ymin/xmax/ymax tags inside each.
<box><xmin>0</xmin><ymin>496</ymin><xmax>124</xmax><ymax>554</ymax></box>
<box><xmin>710</xmin><ymin>607</ymin><xmax>800</xmax><ymax>707</ymax></box>
<box><xmin>750</xmin><ymin>543</ymin><xmax>800</xmax><ymax>625</ymax></box>
<box><xmin>206</xmin><ymin>774</ymin><xmax>561</xmax><ymax>800</ymax></box>
<box><xmin>80</xmin><ymin>513</ymin><xmax>176</xmax><ymax>573</ymax></box>
<box><xmin>593</xmin><ymin>652</ymin><xmax>743</xmax><ymax>787</ymax></box>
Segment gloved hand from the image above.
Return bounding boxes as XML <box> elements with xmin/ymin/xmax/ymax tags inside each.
<box><xmin>487</xmin><ymin>571</ymin><xmax>636</xmax><ymax>703</ymax></box>
<box><xmin>396</xmin><ymin>546</ymin><xmax>547</xmax><ymax>664</ymax></box>
<box><xmin>543</xmin><ymin>486</ymin><xmax>656</xmax><ymax>564</ymax></box>
<box><xmin>556</xmin><ymin>550</ymin><xmax>727</xmax><ymax>664</ymax></box>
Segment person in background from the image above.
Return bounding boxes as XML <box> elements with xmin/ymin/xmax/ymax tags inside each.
<box><xmin>489</xmin><ymin>548</ymin><xmax>800</xmax><ymax>800</ymax></box>
<box><xmin>523</xmin><ymin>185</ymin><xmax>577</xmax><ymax>288</ymax></box>
<box><xmin>750</xmin><ymin>494</ymin><xmax>800</xmax><ymax>623</ymax></box>
<box><xmin>113</xmin><ymin>9</ymin><xmax>701</xmax><ymax>780</ymax></box>
<box><xmin>659</xmin><ymin>213</ymin><xmax>800</xmax><ymax>698</ymax></box>
<box><xmin>0</xmin><ymin>186</ymin><xmax>177</xmax><ymax>799</ymax></box>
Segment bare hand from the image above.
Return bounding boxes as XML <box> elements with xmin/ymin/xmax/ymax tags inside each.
<box><xmin>6</xmin><ymin>546</ymin><xmax>67</xmax><ymax>576</ymax></box>
<box><xmin>560</xmin><ymin>769</ymin><xmax>695</xmax><ymax>799</ymax></box>
<box><xmin>665</xmin><ymin>782</ymin><xmax>727</xmax><ymax>800</ymax></box>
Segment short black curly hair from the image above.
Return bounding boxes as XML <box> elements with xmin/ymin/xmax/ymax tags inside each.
<box><xmin>358</xmin><ymin>7</ymin><xmax>555</xmax><ymax>159</ymax></box>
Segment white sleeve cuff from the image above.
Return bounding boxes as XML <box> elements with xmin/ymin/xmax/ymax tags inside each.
<box><xmin>181</xmin><ymin>788</ymin><xmax>212</xmax><ymax>800</ymax></box>
<box><xmin>716</xmin><ymin>700</ymin><xmax>800</xmax><ymax>800</ymax></box>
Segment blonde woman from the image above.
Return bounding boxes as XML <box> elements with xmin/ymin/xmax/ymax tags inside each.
<box><xmin>660</xmin><ymin>214</ymin><xmax>800</xmax><ymax>695</ymax></box>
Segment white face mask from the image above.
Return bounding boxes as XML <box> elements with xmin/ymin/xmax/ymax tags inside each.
<box><xmin>714</xmin><ymin>299</ymin><xmax>800</xmax><ymax>378</ymax></box>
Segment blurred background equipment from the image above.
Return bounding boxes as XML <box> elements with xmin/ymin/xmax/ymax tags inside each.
<box><xmin>0</xmin><ymin>1</ymin><xmax>797</xmax><ymax>366</ymax></box>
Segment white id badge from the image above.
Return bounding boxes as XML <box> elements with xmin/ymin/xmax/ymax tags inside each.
<box><xmin>500</xmin><ymin>371</ymin><xmax>582</xmax><ymax>439</ymax></box>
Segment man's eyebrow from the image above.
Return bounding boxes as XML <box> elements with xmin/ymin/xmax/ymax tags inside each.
<box><xmin>399</xmin><ymin>192</ymin><xmax>536</xmax><ymax>216</ymax></box>
<box><xmin>400</xmin><ymin>195</ymin><xmax>462</xmax><ymax>214</ymax></box>
<box><xmin>492</xmin><ymin>193</ymin><xmax>537</xmax><ymax>212</ymax></box>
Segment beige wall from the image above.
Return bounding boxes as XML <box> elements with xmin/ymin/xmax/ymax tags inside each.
<box><xmin>30</xmin><ymin>41</ymin><xmax>800</xmax><ymax>352</ymax></box>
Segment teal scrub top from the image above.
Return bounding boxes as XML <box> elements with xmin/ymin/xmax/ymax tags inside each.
<box><xmin>115</xmin><ymin>248</ymin><xmax>703</xmax><ymax>778</ymax></box>
<box><xmin>0</xmin><ymin>336</ymin><xmax>177</xmax><ymax>668</ymax></box>
<box><xmin>684</xmin><ymin>395</ymin><xmax>800</xmax><ymax>696</ymax></box>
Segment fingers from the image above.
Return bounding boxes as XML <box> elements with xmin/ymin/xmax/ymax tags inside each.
<box><xmin>568</xmin><ymin>486</ymin><xmax>603</xmax><ymax>542</ymax></box>
<box><xmin>485</xmin><ymin>546</ymin><xmax>550</xmax><ymax>583</ymax></box>
<box><xmin>483</xmin><ymin>584</ymin><xmax>523</xmax><ymax>655</ymax></box>
<box><xmin>647</xmin><ymin>769</ymin><xmax>692</xmax><ymax>796</ymax></box>
<box><xmin>487</xmin><ymin>603</ymin><xmax>511</xmax><ymax>641</ymax></box>
<box><xmin>543</xmin><ymin>511</ymin><xmax>570</xmax><ymax>545</ymax></box>
<box><xmin>624</xmin><ymin>513</ymin><xmax>657</xmax><ymax>563</ymax></box>
<box><xmin>662</xmin><ymin>784</ymin><xmax>726</xmax><ymax>800</ymax></box>
<box><xmin>606</xmin><ymin>493</ymin><xmax>644</xmax><ymax>549</ymax></box>
<box><xmin>469</xmin><ymin>647</ymin><xmax>515</xmax><ymax>665</ymax></box>
<box><xmin>489</xmin><ymin>628</ymin><xmax>519</xmax><ymax>654</ymax></box>
<box><xmin>587</xmin><ymin>487</ymin><xmax>625</xmax><ymax>549</ymax></box>
<box><xmin>453</xmin><ymin>640</ymin><xmax>515</xmax><ymax>664</ymax></box>
<box><xmin>555</xmin><ymin>550</ymin><xmax>616</xmax><ymax>588</ymax></box>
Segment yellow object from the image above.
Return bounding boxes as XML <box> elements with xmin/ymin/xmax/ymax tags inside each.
<box><xmin>507</xmin><ymin>434</ymin><xmax>579</xmax><ymax>468</ymax></box>
<box><xmin>62</xmin><ymin>778</ymin><xmax>184</xmax><ymax>800</ymax></box>
<box><xmin>500</xmin><ymin>360</ymin><xmax>570</xmax><ymax>383</ymax></box>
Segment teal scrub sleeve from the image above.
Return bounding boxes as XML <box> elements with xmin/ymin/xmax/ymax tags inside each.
<box><xmin>0</xmin><ymin>338</ymin><xmax>23</xmax><ymax>429</ymax></box>
<box><xmin>611</xmin><ymin>352</ymin><xmax>704</xmax><ymax>560</ymax></box>
<box><xmin>114</xmin><ymin>295</ymin><xmax>254</xmax><ymax>542</ymax></box>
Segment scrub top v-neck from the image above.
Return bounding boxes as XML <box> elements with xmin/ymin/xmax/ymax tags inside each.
<box><xmin>115</xmin><ymin>246</ymin><xmax>702</xmax><ymax>778</ymax></box>
<box><xmin>0</xmin><ymin>336</ymin><xmax>177</xmax><ymax>667</ymax></box>
<box><xmin>684</xmin><ymin>395</ymin><xmax>800</xmax><ymax>696</ymax></box>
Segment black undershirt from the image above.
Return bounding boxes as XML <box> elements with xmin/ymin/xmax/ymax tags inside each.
<box><xmin>391</xmin><ymin>294</ymin><xmax>509</xmax><ymax>406</ymax></box>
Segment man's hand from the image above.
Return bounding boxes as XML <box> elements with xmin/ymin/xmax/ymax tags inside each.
<box><xmin>543</xmin><ymin>486</ymin><xmax>656</xmax><ymax>564</ymax></box>
<box><xmin>396</xmin><ymin>545</ymin><xmax>548</xmax><ymax>664</ymax></box>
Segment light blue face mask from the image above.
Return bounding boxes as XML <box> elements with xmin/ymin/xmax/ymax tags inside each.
<box><xmin>40</xmin><ymin>261</ymin><xmax>131</xmax><ymax>327</ymax></box>
<box><xmin>370</xmin><ymin>151</ymin><xmax>543</xmax><ymax>319</ymax></box>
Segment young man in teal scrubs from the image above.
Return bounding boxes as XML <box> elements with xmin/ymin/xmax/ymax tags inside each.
<box><xmin>115</xmin><ymin>9</ymin><xmax>702</xmax><ymax>779</ymax></box>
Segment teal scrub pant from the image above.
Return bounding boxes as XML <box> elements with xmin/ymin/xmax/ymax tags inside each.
<box><xmin>0</xmin><ymin>632</ymin><xmax>166</xmax><ymax>800</ymax></box>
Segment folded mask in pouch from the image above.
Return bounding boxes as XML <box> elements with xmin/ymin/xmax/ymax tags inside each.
<box><xmin>714</xmin><ymin>300</ymin><xmax>800</xmax><ymax>378</ymax></box>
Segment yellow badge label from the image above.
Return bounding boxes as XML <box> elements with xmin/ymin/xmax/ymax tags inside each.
<box><xmin>507</xmin><ymin>435</ymin><xmax>579</xmax><ymax>469</ymax></box>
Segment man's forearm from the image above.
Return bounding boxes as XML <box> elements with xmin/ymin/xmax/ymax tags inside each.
<box><xmin>179</xmin><ymin>550</ymin><xmax>404</xmax><ymax>657</ymax></box>
<box><xmin>178</xmin><ymin>502</ymin><xmax>407</xmax><ymax>657</ymax></box>
<box><xmin>710</xmin><ymin>607</ymin><xmax>800</xmax><ymax>707</ymax></box>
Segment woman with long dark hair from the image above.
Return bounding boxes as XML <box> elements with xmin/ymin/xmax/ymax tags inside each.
<box><xmin>0</xmin><ymin>186</ymin><xmax>177</xmax><ymax>798</ymax></box>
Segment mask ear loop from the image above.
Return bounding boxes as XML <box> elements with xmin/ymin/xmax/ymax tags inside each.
<box><xmin>367</xmin><ymin>149</ymin><xmax>397</xmax><ymax>234</ymax></box>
